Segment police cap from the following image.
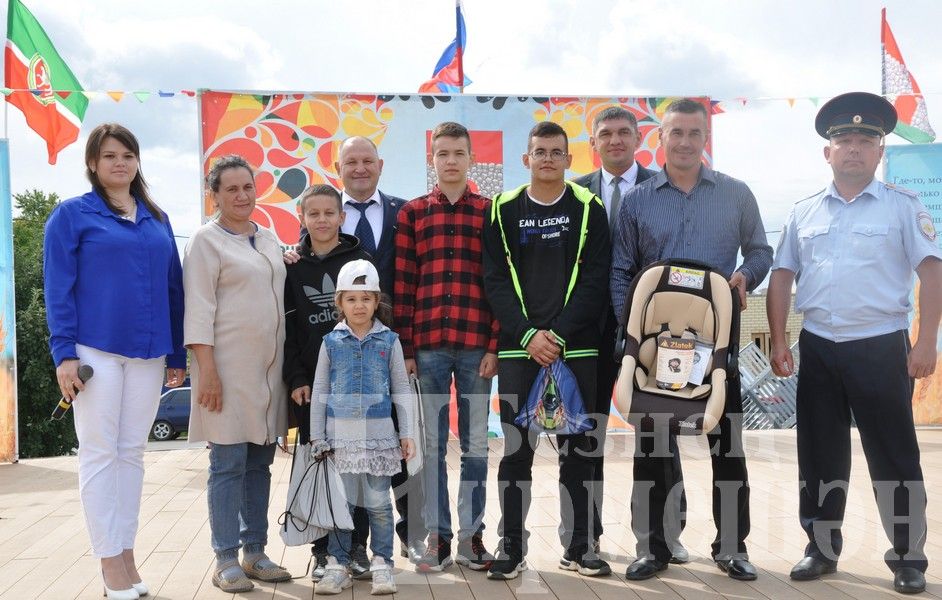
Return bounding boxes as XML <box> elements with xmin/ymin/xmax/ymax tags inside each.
<box><xmin>814</xmin><ymin>92</ymin><xmax>897</xmax><ymax>139</ymax></box>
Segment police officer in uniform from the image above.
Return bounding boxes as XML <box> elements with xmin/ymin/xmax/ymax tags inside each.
<box><xmin>767</xmin><ymin>91</ymin><xmax>942</xmax><ymax>595</ymax></box>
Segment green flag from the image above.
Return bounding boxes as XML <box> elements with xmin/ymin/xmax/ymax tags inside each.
<box><xmin>4</xmin><ymin>0</ymin><xmax>88</xmax><ymax>163</ymax></box>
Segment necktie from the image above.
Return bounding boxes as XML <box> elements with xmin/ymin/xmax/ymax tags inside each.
<box><xmin>609</xmin><ymin>176</ymin><xmax>623</xmax><ymax>231</ymax></box>
<box><xmin>348</xmin><ymin>200</ymin><xmax>377</xmax><ymax>254</ymax></box>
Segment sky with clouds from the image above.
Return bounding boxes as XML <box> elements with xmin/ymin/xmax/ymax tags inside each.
<box><xmin>2</xmin><ymin>0</ymin><xmax>941</xmax><ymax>268</ymax></box>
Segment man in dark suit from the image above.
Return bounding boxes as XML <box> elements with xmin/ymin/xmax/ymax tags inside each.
<box><xmin>336</xmin><ymin>136</ymin><xmax>407</xmax><ymax>295</ymax></box>
<box><xmin>335</xmin><ymin>135</ymin><xmax>428</xmax><ymax>572</ymax></box>
<box><xmin>572</xmin><ymin>106</ymin><xmax>688</xmax><ymax>563</ymax></box>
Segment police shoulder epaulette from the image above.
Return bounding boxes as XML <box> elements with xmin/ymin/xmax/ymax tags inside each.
<box><xmin>795</xmin><ymin>188</ymin><xmax>827</xmax><ymax>205</ymax></box>
<box><xmin>884</xmin><ymin>183</ymin><xmax>919</xmax><ymax>198</ymax></box>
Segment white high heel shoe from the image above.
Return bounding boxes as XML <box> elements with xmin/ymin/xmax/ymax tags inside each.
<box><xmin>131</xmin><ymin>581</ymin><xmax>148</xmax><ymax>596</ymax></box>
<box><xmin>102</xmin><ymin>584</ymin><xmax>139</xmax><ymax>600</ymax></box>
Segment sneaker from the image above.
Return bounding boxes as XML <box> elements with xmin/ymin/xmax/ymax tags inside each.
<box><xmin>350</xmin><ymin>543</ymin><xmax>371</xmax><ymax>580</ymax></box>
<box><xmin>559</xmin><ymin>550</ymin><xmax>612</xmax><ymax>577</ymax></box>
<box><xmin>370</xmin><ymin>558</ymin><xmax>397</xmax><ymax>595</ymax></box>
<box><xmin>315</xmin><ymin>558</ymin><xmax>352</xmax><ymax>595</ymax></box>
<box><xmin>401</xmin><ymin>538</ymin><xmax>427</xmax><ymax>563</ymax></box>
<box><xmin>416</xmin><ymin>534</ymin><xmax>453</xmax><ymax>572</ymax></box>
<box><xmin>456</xmin><ymin>535</ymin><xmax>494</xmax><ymax>571</ymax></box>
<box><xmin>310</xmin><ymin>551</ymin><xmax>329</xmax><ymax>581</ymax></box>
<box><xmin>486</xmin><ymin>549</ymin><xmax>527</xmax><ymax>580</ymax></box>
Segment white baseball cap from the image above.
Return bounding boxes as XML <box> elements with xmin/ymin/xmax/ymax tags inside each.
<box><xmin>336</xmin><ymin>259</ymin><xmax>381</xmax><ymax>292</ymax></box>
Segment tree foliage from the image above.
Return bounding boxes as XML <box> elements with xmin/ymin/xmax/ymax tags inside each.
<box><xmin>12</xmin><ymin>189</ymin><xmax>77</xmax><ymax>458</ymax></box>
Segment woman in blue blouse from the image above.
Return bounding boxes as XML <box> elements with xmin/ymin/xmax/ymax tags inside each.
<box><xmin>44</xmin><ymin>123</ymin><xmax>185</xmax><ymax>600</ymax></box>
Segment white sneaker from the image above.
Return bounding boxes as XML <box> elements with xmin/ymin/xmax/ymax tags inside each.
<box><xmin>370</xmin><ymin>558</ymin><xmax>397</xmax><ymax>595</ymax></box>
<box><xmin>315</xmin><ymin>557</ymin><xmax>352</xmax><ymax>595</ymax></box>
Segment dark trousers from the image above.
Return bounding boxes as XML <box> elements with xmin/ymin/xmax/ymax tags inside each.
<box><xmin>556</xmin><ymin>311</ymin><xmax>615</xmax><ymax>545</ymax></box>
<box><xmin>352</xmin><ymin>408</ymin><xmax>427</xmax><ymax>547</ymax></box>
<box><xmin>631</xmin><ymin>371</ymin><xmax>750</xmax><ymax>562</ymax></box>
<box><xmin>797</xmin><ymin>329</ymin><xmax>927</xmax><ymax>572</ymax></box>
<box><xmin>591</xmin><ymin>311</ymin><xmax>617</xmax><ymax>539</ymax></box>
<box><xmin>496</xmin><ymin>357</ymin><xmax>598</xmax><ymax>557</ymax></box>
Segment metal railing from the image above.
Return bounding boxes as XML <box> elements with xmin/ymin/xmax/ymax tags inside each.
<box><xmin>740</xmin><ymin>340</ymin><xmax>800</xmax><ymax>429</ymax></box>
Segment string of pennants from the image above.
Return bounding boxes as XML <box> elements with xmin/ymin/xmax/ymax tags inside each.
<box><xmin>0</xmin><ymin>88</ymin><xmax>932</xmax><ymax>110</ymax></box>
<box><xmin>0</xmin><ymin>88</ymin><xmax>197</xmax><ymax>102</ymax></box>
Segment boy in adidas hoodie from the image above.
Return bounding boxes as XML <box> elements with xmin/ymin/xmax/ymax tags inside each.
<box><xmin>283</xmin><ymin>183</ymin><xmax>372</xmax><ymax>579</ymax></box>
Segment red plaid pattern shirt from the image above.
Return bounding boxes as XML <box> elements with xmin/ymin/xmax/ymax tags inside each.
<box><xmin>394</xmin><ymin>186</ymin><xmax>498</xmax><ymax>358</ymax></box>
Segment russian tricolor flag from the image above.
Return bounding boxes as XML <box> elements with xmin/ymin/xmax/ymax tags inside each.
<box><xmin>419</xmin><ymin>0</ymin><xmax>471</xmax><ymax>93</ymax></box>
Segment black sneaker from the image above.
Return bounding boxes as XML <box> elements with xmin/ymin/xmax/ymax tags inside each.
<box><xmin>310</xmin><ymin>550</ymin><xmax>329</xmax><ymax>581</ymax></box>
<box><xmin>486</xmin><ymin>549</ymin><xmax>527</xmax><ymax>580</ymax></box>
<box><xmin>559</xmin><ymin>550</ymin><xmax>612</xmax><ymax>577</ymax></box>
<box><xmin>349</xmin><ymin>543</ymin><xmax>371</xmax><ymax>580</ymax></box>
<box><xmin>400</xmin><ymin>539</ymin><xmax>427</xmax><ymax>563</ymax></box>
<box><xmin>456</xmin><ymin>535</ymin><xmax>494</xmax><ymax>571</ymax></box>
<box><xmin>416</xmin><ymin>534</ymin><xmax>453</xmax><ymax>572</ymax></box>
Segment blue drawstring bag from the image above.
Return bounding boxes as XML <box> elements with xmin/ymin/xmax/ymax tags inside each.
<box><xmin>515</xmin><ymin>358</ymin><xmax>592</xmax><ymax>435</ymax></box>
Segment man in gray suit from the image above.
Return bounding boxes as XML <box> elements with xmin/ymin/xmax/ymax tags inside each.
<box><xmin>572</xmin><ymin>106</ymin><xmax>688</xmax><ymax>563</ymax></box>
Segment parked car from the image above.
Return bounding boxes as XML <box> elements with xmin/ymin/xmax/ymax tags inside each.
<box><xmin>161</xmin><ymin>377</ymin><xmax>190</xmax><ymax>395</ymax></box>
<box><xmin>151</xmin><ymin>387</ymin><xmax>191</xmax><ymax>441</ymax></box>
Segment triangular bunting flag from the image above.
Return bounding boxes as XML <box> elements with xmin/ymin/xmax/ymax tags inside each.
<box><xmin>809</xmin><ymin>97</ymin><xmax>819</xmax><ymax>106</ymax></box>
<box><xmin>158</xmin><ymin>90</ymin><xmax>175</xmax><ymax>97</ymax></box>
<box><xmin>133</xmin><ymin>91</ymin><xmax>150</xmax><ymax>103</ymax></box>
<box><xmin>787</xmin><ymin>98</ymin><xmax>795</xmax><ymax>107</ymax></box>
<box><xmin>107</xmin><ymin>91</ymin><xmax>124</xmax><ymax>102</ymax></box>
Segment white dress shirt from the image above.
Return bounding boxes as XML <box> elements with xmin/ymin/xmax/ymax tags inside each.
<box><xmin>341</xmin><ymin>190</ymin><xmax>383</xmax><ymax>245</ymax></box>
<box><xmin>600</xmin><ymin>162</ymin><xmax>639</xmax><ymax>216</ymax></box>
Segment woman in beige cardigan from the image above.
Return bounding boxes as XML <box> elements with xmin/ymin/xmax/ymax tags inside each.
<box><xmin>183</xmin><ymin>155</ymin><xmax>290</xmax><ymax>593</ymax></box>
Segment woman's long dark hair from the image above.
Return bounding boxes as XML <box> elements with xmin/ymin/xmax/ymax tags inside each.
<box><xmin>85</xmin><ymin>123</ymin><xmax>164</xmax><ymax>223</ymax></box>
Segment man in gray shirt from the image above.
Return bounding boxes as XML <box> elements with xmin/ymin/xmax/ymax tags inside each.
<box><xmin>611</xmin><ymin>98</ymin><xmax>772</xmax><ymax>582</ymax></box>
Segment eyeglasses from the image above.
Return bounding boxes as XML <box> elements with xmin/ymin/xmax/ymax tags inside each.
<box><xmin>529</xmin><ymin>149</ymin><xmax>568</xmax><ymax>161</ymax></box>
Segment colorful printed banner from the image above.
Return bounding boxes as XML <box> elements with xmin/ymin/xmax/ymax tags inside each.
<box><xmin>885</xmin><ymin>143</ymin><xmax>942</xmax><ymax>424</ymax></box>
<box><xmin>882</xmin><ymin>9</ymin><xmax>936</xmax><ymax>143</ymax></box>
<box><xmin>0</xmin><ymin>140</ymin><xmax>17</xmax><ymax>462</ymax></box>
<box><xmin>199</xmin><ymin>91</ymin><xmax>713</xmax><ymax>435</ymax></box>
<box><xmin>199</xmin><ymin>91</ymin><xmax>712</xmax><ymax>247</ymax></box>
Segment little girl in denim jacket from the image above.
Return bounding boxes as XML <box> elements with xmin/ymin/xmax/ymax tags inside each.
<box><xmin>310</xmin><ymin>259</ymin><xmax>416</xmax><ymax>595</ymax></box>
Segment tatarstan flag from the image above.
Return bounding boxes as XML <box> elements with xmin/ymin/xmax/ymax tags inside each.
<box><xmin>4</xmin><ymin>0</ymin><xmax>87</xmax><ymax>164</ymax></box>
<box><xmin>881</xmin><ymin>9</ymin><xmax>935</xmax><ymax>144</ymax></box>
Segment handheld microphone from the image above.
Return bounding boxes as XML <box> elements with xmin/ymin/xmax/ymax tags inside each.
<box><xmin>50</xmin><ymin>364</ymin><xmax>94</xmax><ymax>421</ymax></box>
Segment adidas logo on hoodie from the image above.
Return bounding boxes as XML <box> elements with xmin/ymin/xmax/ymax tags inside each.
<box><xmin>304</xmin><ymin>274</ymin><xmax>340</xmax><ymax>324</ymax></box>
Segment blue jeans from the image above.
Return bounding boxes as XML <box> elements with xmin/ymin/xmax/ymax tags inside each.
<box><xmin>417</xmin><ymin>348</ymin><xmax>490</xmax><ymax>542</ymax></box>
<box><xmin>329</xmin><ymin>472</ymin><xmax>395</xmax><ymax>564</ymax></box>
<box><xmin>207</xmin><ymin>442</ymin><xmax>277</xmax><ymax>561</ymax></box>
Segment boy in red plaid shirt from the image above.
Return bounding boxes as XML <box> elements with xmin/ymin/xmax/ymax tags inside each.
<box><xmin>394</xmin><ymin>122</ymin><xmax>498</xmax><ymax>572</ymax></box>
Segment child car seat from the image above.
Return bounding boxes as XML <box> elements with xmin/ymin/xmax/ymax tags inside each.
<box><xmin>613</xmin><ymin>259</ymin><xmax>740</xmax><ymax>435</ymax></box>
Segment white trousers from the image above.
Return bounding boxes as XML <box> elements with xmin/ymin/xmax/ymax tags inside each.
<box><xmin>73</xmin><ymin>344</ymin><xmax>165</xmax><ymax>558</ymax></box>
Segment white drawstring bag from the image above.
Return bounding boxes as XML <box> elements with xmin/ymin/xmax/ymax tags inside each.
<box><xmin>406</xmin><ymin>374</ymin><xmax>425</xmax><ymax>476</ymax></box>
<box><xmin>279</xmin><ymin>442</ymin><xmax>354</xmax><ymax>546</ymax></box>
